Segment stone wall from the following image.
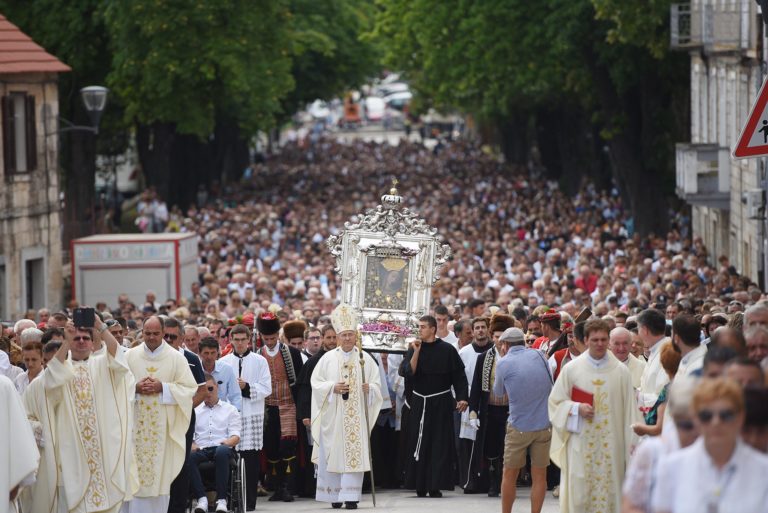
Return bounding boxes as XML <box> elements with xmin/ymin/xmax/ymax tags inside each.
<box><xmin>0</xmin><ymin>74</ymin><xmax>62</xmax><ymax>318</ymax></box>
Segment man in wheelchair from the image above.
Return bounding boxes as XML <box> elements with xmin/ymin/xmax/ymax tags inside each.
<box><xmin>191</xmin><ymin>375</ymin><xmax>242</xmax><ymax>512</ymax></box>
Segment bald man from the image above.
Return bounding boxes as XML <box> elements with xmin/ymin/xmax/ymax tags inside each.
<box><xmin>609</xmin><ymin>327</ymin><xmax>645</xmax><ymax>389</ymax></box>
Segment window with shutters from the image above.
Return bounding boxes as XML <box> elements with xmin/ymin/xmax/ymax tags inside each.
<box><xmin>1</xmin><ymin>92</ymin><xmax>37</xmax><ymax>174</ymax></box>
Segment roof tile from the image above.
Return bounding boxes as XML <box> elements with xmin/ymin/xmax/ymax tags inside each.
<box><xmin>0</xmin><ymin>14</ymin><xmax>70</xmax><ymax>74</ymax></box>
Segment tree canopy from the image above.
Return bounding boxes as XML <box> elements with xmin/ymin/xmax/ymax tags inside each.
<box><xmin>373</xmin><ymin>0</ymin><xmax>689</xmax><ymax>235</ymax></box>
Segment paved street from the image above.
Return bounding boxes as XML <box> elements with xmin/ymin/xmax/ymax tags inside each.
<box><xmin>257</xmin><ymin>487</ymin><xmax>560</xmax><ymax>512</ymax></box>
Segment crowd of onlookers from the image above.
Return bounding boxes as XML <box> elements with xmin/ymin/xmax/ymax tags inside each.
<box><xmin>3</xmin><ymin>137</ymin><xmax>768</xmax><ymax>512</ymax></box>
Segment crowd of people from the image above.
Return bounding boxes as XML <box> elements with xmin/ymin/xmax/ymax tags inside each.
<box><xmin>2</xmin><ymin>137</ymin><xmax>768</xmax><ymax>513</ymax></box>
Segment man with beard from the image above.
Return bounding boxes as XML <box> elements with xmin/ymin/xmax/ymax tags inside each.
<box><xmin>458</xmin><ymin>317</ymin><xmax>491</xmax><ymax>492</ymax></box>
<box><xmin>532</xmin><ymin>311</ymin><xmax>561</xmax><ymax>353</ymax></box>
<box><xmin>466</xmin><ymin>313</ymin><xmax>516</xmax><ymax>496</ymax></box>
<box><xmin>296</xmin><ymin>324</ymin><xmax>337</xmax><ymax>496</ymax></box>
<box><xmin>256</xmin><ymin>312</ymin><xmax>304</xmax><ymax>502</ymax></box>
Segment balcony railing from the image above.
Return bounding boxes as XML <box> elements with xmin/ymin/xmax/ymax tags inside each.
<box><xmin>675</xmin><ymin>144</ymin><xmax>730</xmax><ymax>210</ymax></box>
<box><xmin>670</xmin><ymin>1</ymin><xmax>754</xmax><ymax>52</ymax></box>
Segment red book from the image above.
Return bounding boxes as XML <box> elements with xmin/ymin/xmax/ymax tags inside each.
<box><xmin>571</xmin><ymin>386</ymin><xmax>593</xmax><ymax>406</ymax></box>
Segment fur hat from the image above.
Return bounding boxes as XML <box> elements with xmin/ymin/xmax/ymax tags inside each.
<box><xmin>283</xmin><ymin>320</ymin><xmax>307</xmax><ymax>341</ymax></box>
<box><xmin>257</xmin><ymin>312</ymin><xmax>281</xmax><ymax>336</ymax></box>
<box><xmin>489</xmin><ymin>313</ymin><xmax>516</xmax><ymax>335</ymax></box>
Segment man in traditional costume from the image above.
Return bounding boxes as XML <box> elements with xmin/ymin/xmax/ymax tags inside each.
<box><xmin>549</xmin><ymin>322</ymin><xmax>586</xmax><ymax>381</ymax></box>
<box><xmin>548</xmin><ymin>319</ymin><xmax>639</xmax><ymax>513</ymax></box>
<box><xmin>532</xmin><ymin>310</ymin><xmax>562</xmax><ymax>353</ymax></box>
<box><xmin>399</xmin><ymin>315</ymin><xmax>469</xmax><ymax>497</ymax></box>
<box><xmin>219</xmin><ymin>323</ymin><xmax>272</xmax><ymax>510</ymax></box>
<box><xmin>466</xmin><ymin>313</ymin><xmax>516</xmax><ymax>496</ymax></box>
<box><xmin>310</xmin><ymin>304</ymin><xmax>383</xmax><ymax>509</ymax></box>
<box><xmin>2</xmin><ymin>374</ymin><xmax>38</xmax><ymax>513</ymax></box>
<box><xmin>125</xmin><ymin>316</ymin><xmax>197</xmax><ymax>512</ymax></box>
<box><xmin>45</xmin><ymin>316</ymin><xmax>137</xmax><ymax>513</ymax></box>
<box><xmin>608</xmin><ymin>327</ymin><xmax>645</xmax><ymax>389</ymax></box>
<box><xmin>457</xmin><ymin>316</ymin><xmax>491</xmax><ymax>492</ymax></box>
<box><xmin>256</xmin><ymin>312</ymin><xmax>304</xmax><ymax>502</ymax></box>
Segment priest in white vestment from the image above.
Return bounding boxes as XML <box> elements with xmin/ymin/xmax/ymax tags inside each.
<box><xmin>20</xmin><ymin>373</ymin><xmax>61</xmax><ymax>513</ymax></box>
<box><xmin>125</xmin><ymin>316</ymin><xmax>197</xmax><ymax>513</ymax></box>
<box><xmin>311</xmin><ymin>304</ymin><xmax>383</xmax><ymax>508</ymax></box>
<box><xmin>549</xmin><ymin>319</ymin><xmax>640</xmax><ymax>513</ymax></box>
<box><xmin>609</xmin><ymin>327</ymin><xmax>646</xmax><ymax>389</ymax></box>
<box><xmin>1</xmin><ymin>374</ymin><xmax>39</xmax><ymax>513</ymax></box>
<box><xmin>45</xmin><ymin>317</ymin><xmax>137</xmax><ymax>513</ymax></box>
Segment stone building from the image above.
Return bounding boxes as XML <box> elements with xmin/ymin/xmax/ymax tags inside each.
<box><xmin>672</xmin><ymin>0</ymin><xmax>767</xmax><ymax>287</ymax></box>
<box><xmin>0</xmin><ymin>14</ymin><xmax>69</xmax><ymax>319</ymax></box>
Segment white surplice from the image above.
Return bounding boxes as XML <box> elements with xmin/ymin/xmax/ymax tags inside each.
<box><xmin>1</xmin><ymin>374</ymin><xmax>39</xmax><ymax>513</ymax></box>
<box><xmin>458</xmin><ymin>344</ymin><xmax>486</xmax><ymax>440</ymax></box>
<box><xmin>311</xmin><ymin>347</ymin><xmax>383</xmax><ymax>503</ymax></box>
<box><xmin>45</xmin><ymin>350</ymin><xmax>137</xmax><ymax>513</ymax></box>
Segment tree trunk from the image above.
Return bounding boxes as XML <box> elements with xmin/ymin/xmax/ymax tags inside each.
<box><xmin>62</xmin><ymin>129</ymin><xmax>97</xmax><ymax>246</ymax></box>
<box><xmin>586</xmin><ymin>55</ymin><xmax>670</xmax><ymax>237</ymax></box>
<box><xmin>136</xmin><ymin>122</ymin><xmax>176</xmax><ymax>201</ymax></box>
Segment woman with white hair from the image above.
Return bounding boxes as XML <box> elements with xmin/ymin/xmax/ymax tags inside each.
<box><xmin>621</xmin><ymin>377</ymin><xmax>699</xmax><ymax>513</ymax></box>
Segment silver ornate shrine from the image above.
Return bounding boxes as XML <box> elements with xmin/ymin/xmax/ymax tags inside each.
<box><xmin>327</xmin><ymin>181</ymin><xmax>452</xmax><ymax>352</ymax></box>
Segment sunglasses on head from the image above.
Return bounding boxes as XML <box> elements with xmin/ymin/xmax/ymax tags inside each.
<box><xmin>697</xmin><ymin>408</ymin><xmax>737</xmax><ymax>424</ymax></box>
<box><xmin>164</xmin><ymin>333</ymin><xmax>179</xmax><ymax>341</ymax></box>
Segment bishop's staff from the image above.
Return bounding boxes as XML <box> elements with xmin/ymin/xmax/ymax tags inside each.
<box><xmin>357</xmin><ymin>330</ymin><xmax>377</xmax><ymax>507</ymax></box>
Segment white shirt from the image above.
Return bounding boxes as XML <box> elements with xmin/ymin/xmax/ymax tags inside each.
<box><xmin>676</xmin><ymin>344</ymin><xmax>706</xmax><ymax>378</ymax></box>
<box><xmin>652</xmin><ymin>439</ymin><xmax>768</xmax><ymax>513</ymax></box>
<box><xmin>639</xmin><ymin>337</ymin><xmax>669</xmax><ymax>411</ymax></box>
<box><xmin>194</xmin><ymin>400</ymin><xmax>242</xmax><ymax>449</ymax></box>
<box><xmin>14</xmin><ymin>371</ymin><xmax>38</xmax><ymax>395</ymax></box>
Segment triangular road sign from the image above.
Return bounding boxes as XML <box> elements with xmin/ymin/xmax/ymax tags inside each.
<box><xmin>734</xmin><ymin>76</ymin><xmax>768</xmax><ymax>159</ymax></box>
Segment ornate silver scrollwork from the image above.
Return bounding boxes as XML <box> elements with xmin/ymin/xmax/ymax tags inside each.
<box><xmin>326</xmin><ymin>181</ymin><xmax>452</xmax><ymax>352</ymax></box>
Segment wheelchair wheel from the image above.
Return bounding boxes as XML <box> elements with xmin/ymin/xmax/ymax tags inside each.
<box><xmin>228</xmin><ymin>454</ymin><xmax>246</xmax><ymax>513</ymax></box>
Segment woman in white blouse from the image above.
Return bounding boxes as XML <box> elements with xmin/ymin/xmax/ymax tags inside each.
<box><xmin>652</xmin><ymin>378</ymin><xmax>768</xmax><ymax>513</ymax></box>
<box><xmin>622</xmin><ymin>377</ymin><xmax>699</xmax><ymax>513</ymax></box>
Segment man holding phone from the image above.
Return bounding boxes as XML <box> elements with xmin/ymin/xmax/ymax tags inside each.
<box><xmin>43</xmin><ymin>311</ymin><xmax>136</xmax><ymax>513</ymax></box>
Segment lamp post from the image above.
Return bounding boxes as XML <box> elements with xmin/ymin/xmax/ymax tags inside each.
<box><xmin>56</xmin><ymin>85</ymin><xmax>109</xmax><ymax>134</ymax></box>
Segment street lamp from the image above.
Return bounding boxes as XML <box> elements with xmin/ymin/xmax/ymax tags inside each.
<box><xmin>80</xmin><ymin>86</ymin><xmax>108</xmax><ymax>133</ymax></box>
<box><xmin>55</xmin><ymin>85</ymin><xmax>109</xmax><ymax>134</ymax></box>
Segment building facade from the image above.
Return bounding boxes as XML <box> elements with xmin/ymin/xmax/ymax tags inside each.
<box><xmin>0</xmin><ymin>14</ymin><xmax>69</xmax><ymax>319</ymax></box>
<box><xmin>673</xmin><ymin>0</ymin><xmax>766</xmax><ymax>286</ymax></box>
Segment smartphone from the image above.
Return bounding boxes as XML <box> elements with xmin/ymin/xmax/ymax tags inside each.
<box><xmin>73</xmin><ymin>307</ymin><xmax>95</xmax><ymax>328</ymax></box>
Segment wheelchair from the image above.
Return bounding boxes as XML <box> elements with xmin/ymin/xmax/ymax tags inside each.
<box><xmin>189</xmin><ymin>450</ymin><xmax>247</xmax><ymax>513</ymax></box>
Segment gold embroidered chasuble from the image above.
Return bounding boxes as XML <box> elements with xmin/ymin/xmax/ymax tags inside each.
<box><xmin>125</xmin><ymin>342</ymin><xmax>197</xmax><ymax>498</ymax></box>
<box><xmin>548</xmin><ymin>352</ymin><xmax>640</xmax><ymax>513</ymax></box>
<box><xmin>310</xmin><ymin>347</ymin><xmax>383</xmax><ymax>473</ymax></box>
<box><xmin>44</xmin><ymin>350</ymin><xmax>137</xmax><ymax>512</ymax></box>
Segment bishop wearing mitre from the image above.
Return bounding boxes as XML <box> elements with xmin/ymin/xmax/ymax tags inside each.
<box><xmin>311</xmin><ymin>304</ymin><xmax>383</xmax><ymax>509</ymax></box>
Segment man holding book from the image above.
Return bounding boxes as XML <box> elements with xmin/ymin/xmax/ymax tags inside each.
<box><xmin>548</xmin><ymin>319</ymin><xmax>640</xmax><ymax>513</ymax></box>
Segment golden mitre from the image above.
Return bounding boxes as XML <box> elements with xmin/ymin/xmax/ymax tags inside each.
<box><xmin>331</xmin><ymin>303</ymin><xmax>359</xmax><ymax>334</ymax></box>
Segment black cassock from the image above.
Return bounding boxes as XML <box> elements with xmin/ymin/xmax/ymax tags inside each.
<box><xmin>295</xmin><ymin>347</ymin><xmax>328</xmax><ymax>497</ymax></box>
<box><xmin>399</xmin><ymin>338</ymin><xmax>468</xmax><ymax>491</ymax></box>
<box><xmin>466</xmin><ymin>348</ymin><xmax>508</xmax><ymax>494</ymax></box>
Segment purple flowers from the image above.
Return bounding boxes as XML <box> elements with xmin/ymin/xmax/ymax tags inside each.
<box><xmin>360</xmin><ymin>322</ymin><xmax>411</xmax><ymax>336</ymax></box>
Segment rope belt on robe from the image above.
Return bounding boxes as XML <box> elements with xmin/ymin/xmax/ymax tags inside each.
<box><xmin>412</xmin><ymin>388</ymin><xmax>452</xmax><ymax>461</ymax></box>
